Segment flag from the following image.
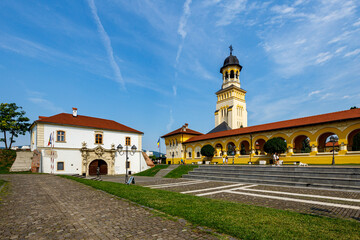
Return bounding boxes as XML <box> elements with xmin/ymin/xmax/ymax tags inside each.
<box><xmin>157</xmin><ymin>138</ymin><xmax>160</xmax><ymax>148</ymax></box>
<box><xmin>48</xmin><ymin>133</ymin><xmax>53</xmax><ymax>146</ymax></box>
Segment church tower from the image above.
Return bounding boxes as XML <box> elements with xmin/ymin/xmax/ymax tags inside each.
<box><xmin>214</xmin><ymin>45</ymin><xmax>247</xmax><ymax>129</ymax></box>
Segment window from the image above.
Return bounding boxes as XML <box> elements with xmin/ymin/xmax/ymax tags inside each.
<box><xmin>125</xmin><ymin>137</ymin><xmax>131</xmax><ymax>146</ymax></box>
<box><xmin>197</xmin><ymin>152</ymin><xmax>200</xmax><ymax>158</ymax></box>
<box><xmin>188</xmin><ymin>152</ymin><xmax>192</xmax><ymax>158</ymax></box>
<box><xmin>57</xmin><ymin>162</ymin><xmax>64</xmax><ymax>171</ymax></box>
<box><xmin>56</xmin><ymin>131</ymin><xmax>65</xmax><ymax>142</ymax></box>
<box><xmin>95</xmin><ymin>134</ymin><xmax>103</xmax><ymax>144</ymax></box>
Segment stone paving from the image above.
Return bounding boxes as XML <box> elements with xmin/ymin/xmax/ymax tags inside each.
<box><xmin>137</xmin><ymin>178</ymin><xmax>360</xmax><ymax>221</ymax></box>
<box><xmin>0</xmin><ymin>175</ymin><xmax>224</xmax><ymax>240</ymax></box>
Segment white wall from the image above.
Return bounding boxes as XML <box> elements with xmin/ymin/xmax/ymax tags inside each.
<box><xmin>41</xmin><ymin>149</ymin><xmax>82</xmax><ymax>175</ymax></box>
<box><xmin>30</xmin><ymin>125</ymin><xmax>37</xmax><ymax>151</ymax></box>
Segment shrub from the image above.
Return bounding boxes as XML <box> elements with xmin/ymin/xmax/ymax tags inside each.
<box><xmin>263</xmin><ymin>138</ymin><xmax>287</xmax><ymax>154</ymax></box>
<box><xmin>200</xmin><ymin>144</ymin><xmax>215</xmax><ymax>157</ymax></box>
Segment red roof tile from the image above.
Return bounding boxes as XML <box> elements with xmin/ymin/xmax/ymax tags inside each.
<box><xmin>185</xmin><ymin>108</ymin><xmax>360</xmax><ymax>143</ymax></box>
<box><xmin>161</xmin><ymin>125</ymin><xmax>203</xmax><ymax>138</ymax></box>
<box><xmin>35</xmin><ymin>113</ymin><xmax>143</xmax><ymax>134</ymax></box>
<box><xmin>325</xmin><ymin>141</ymin><xmax>339</xmax><ymax>147</ymax></box>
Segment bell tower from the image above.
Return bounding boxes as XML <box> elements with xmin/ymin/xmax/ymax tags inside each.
<box><xmin>214</xmin><ymin>45</ymin><xmax>248</xmax><ymax>129</ymax></box>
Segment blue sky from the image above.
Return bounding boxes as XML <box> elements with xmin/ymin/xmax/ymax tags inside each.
<box><xmin>1</xmin><ymin>0</ymin><xmax>360</xmax><ymax>151</ymax></box>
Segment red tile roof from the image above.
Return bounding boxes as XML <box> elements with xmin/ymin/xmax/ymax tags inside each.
<box><xmin>161</xmin><ymin>125</ymin><xmax>203</xmax><ymax>138</ymax></box>
<box><xmin>35</xmin><ymin>113</ymin><xmax>143</xmax><ymax>134</ymax></box>
<box><xmin>325</xmin><ymin>141</ymin><xmax>339</xmax><ymax>147</ymax></box>
<box><xmin>185</xmin><ymin>108</ymin><xmax>360</xmax><ymax>143</ymax></box>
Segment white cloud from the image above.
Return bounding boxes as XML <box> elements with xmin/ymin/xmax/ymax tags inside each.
<box><xmin>320</xmin><ymin>93</ymin><xmax>331</xmax><ymax>100</ymax></box>
<box><xmin>344</xmin><ymin>48</ymin><xmax>360</xmax><ymax>57</ymax></box>
<box><xmin>87</xmin><ymin>0</ymin><xmax>125</xmax><ymax>89</ymax></box>
<box><xmin>172</xmin><ymin>85</ymin><xmax>177</xmax><ymax>97</ymax></box>
<box><xmin>166</xmin><ymin>109</ymin><xmax>174</xmax><ymax>131</ymax></box>
<box><xmin>354</xmin><ymin>18</ymin><xmax>360</xmax><ymax>26</ymax></box>
<box><xmin>315</xmin><ymin>52</ymin><xmax>332</xmax><ymax>64</ymax></box>
<box><xmin>335</xmin><ymin>46</ymin><xmax>347</xmax><ymax>54</ymax></box>
<box><xmin>343</xmin><ymin>95</ymin><xmax>350</xmax><ymax>99</ymax></box>
<box><xmin>271</xmin><ymin>5</ymin><xmax>295</xmax><ymax>14</ymax></box>
<box><xmin>309</xmin><ymin>90</ymin><xmax>320</xmax><ymax>97</ymax></box>
<box><xmin>215</xmin><ymin>0</ymin><xmax>247</xmax><ymax>26</ymax></box>
<box><xmin>178</xmin><ymin>0</ymin><xmax>192</xmax><ymax>39</ymax></box>
<box><xmin>27</xmin><ymin>91</ymin><xmax>64</xmax><ymax>113</ymax></box>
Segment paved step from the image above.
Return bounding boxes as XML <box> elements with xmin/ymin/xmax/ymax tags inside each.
<box><xmin>10</xmin><ymin>151</ymin><xmax>33</xmax><ymax>172</ymax></box>
<box><xmin>192</xmin><ymin>168</ymin><xmax>360</xmax><ymax>179</ymax></box>
<box><xmin>184</xmin><ymin>165</ymin><xmax>360</xmax><ymax>191</ymax></box>
<box><xmin>183</xmin><ymin>174</ymin><xmax>360</xmax><ymax>191</ymax></box>
<box><xmin>155</xmin><ymin>165</ymin><xmax>179</xmax><ymax>178</ymax></box>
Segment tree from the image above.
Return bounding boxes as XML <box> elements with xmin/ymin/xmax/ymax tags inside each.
<box><xmin>301</xmin><ymin>138</ymin><xmax>311</xmax><ymax>153</ymax></box>
<box><xmin>0</xmin><ymin>103</ymin><xmax>31</xmax><ymax>149</ymax></box>
<box><xmin>263</xmin><ymin>138</ymin><xmax>287</xmax><ymax>154</ymax></box>
<box><xmin>353</xmin><ymin>133</ymin><xmax>360</xmax><ymax>151</ymax></box>
<box><xmin>200</xmin><ymin>144</ymin><xmax>215</xmax><ymax>158</ymax></box>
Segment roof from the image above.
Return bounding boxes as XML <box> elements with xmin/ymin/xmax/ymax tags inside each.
<box><xmin>220</xmin><ymin>54</ymin><xmax>242</xmax><ymax>73</ymax></box>
<box><xmin>185</xmin><ymin>108</ymin><xmax>360</xmax><ymax>144</ymax></box>
<box><xmin>207</xmin><ymin>121</ymin><xmax>232</xmax><ymax>134</ymax></box>
<box><xmin>161</xmin><ymin>125</ymin><xmax>203</xmax><ymax>138</ymax></box>
<box><xmin>35</xmin><ymin>113</ymin><xmax>143</xmax><ymax>134</ymax></box>
<box><xmin>325</xmin><ymin>141</ymin><xmax>339</xmax><ymax>147</ymax></box>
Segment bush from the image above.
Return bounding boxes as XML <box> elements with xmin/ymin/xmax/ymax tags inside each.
<box><xmin>263</xmin><ymin>138</ymin><xmax>287</xmax><ymax>154</ymax></box>
<box><xmin>0</xmin><ymin>149</ymin><xmax>17</xmax><ymax>171</ymax></box>
<box><xmin>200</xmin><ymin>144</ymin><xmax>215</xmax><ymax>157</ymax></box>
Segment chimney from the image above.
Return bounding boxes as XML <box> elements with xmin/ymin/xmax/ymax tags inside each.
<box><xmin>185</xmin><ymin>123</ymin><xmax>188</xmax><ymax>129</ymax></box>
<box><xmin>72</xmin><ymin>108</ymin><xmax>78</xmax><ymax>117</ymax></box>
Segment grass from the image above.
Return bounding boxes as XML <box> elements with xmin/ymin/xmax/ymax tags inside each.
<box><xmin>134</xmin><ymin>164</ymin><xmax>169</xmax><ymax>176</ymax></box>
<box><xmin>164</xmin><ymin>165</ymin><xmax>198</xmax><ymax>178</ymax></box>
<box><xmin>62</xmin><ymin>175</ymin><xmax>360</xmax><ymax>240</ymax></box>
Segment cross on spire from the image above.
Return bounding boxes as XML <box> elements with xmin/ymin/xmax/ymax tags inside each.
<box><xmin>229</xmin><ymin>45</ymin><xmax>233</xmax><ymax>55</ymax></box>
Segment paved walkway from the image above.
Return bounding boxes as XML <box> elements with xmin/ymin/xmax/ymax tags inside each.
<box><xmin>0</xmin><ymin>175</ymin><xmax>222</xmax><ymax>240</ymax></box>
<box><xmin>138</xmin><ymin>178</ymin><xmax>360</xmax><ymax>221</ymax></box>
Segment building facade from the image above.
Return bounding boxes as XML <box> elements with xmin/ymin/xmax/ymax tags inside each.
<box><xmin>30</xmin><ymin>108</ymin><xmax>150</xmax><ymax>175</ymax></box>
<box><xmin>162</xmin><ymin>48</ymin><xmax>360</xmax><ymax>165</ymax></box>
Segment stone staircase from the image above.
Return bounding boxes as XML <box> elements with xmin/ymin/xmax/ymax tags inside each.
<box><xmin>10</xmin><ymin>151</ymin><xmax>34</xmax><ymax>172</ymax></box>
<box><xmin>155</xmin><ymin>164</ymin><xmax>179</xmax><ymax>178</ymax></box>
<box><xmin>183</xmin><ymin>165</ymin><xmax>360</xmax><ymax>191</ymax></box>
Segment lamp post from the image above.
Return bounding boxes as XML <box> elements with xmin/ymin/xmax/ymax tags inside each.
<box><xmin>117</xmin><ymin>144</ymin><xmax>137</xmax><ymax>183</ymax></box>
<box><xmin>329</xmin><ymin>135</ymin><xmax>338</xmax><ymax>165</ymax></box>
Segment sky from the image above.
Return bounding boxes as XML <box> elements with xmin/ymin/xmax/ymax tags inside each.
<box><xmin>1</xmin><ymin>0</ymin><xmax>360</xmax><ymax>151</ymax></box>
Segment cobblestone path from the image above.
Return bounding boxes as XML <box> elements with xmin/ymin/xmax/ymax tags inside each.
<box><xmin>0</xmin><ymin>175</ymin><xmax>221</xmax><ymax>240</ymax></box>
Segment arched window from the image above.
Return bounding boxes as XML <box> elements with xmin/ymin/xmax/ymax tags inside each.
<box><xmin>230</xmin><ymin>70</ymin><xmax>234</xmax><ymax>79</ymax></box>
<box><xmin>176</xmin><ymin>139</ymin><xmax>178</xmax><ymax>146</ymax></box>
<box><xmin>227</xmin><ymin>142</ymin><xmax>236</xmax><ymax>156</ymax></box>
<box><xmin>225</xmin><ymin>72</ymin><xmax>229</xmax><ymax>79</ymax></box>
<box><xmin>188</xmin><ymin>151</ymin><xmax>192</xmax><ymax>158</ymax></box>
<box><xmin>197</xmin><ymin>152</ymin><xmax>200</xmax><ymax>158</ymax></box>
<box><xmin>235</xmin><ymin>71</ymin><xmax>238</xmax><ymax>79</ymax></box>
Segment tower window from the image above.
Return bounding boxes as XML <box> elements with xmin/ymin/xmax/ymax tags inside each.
<box><xmin>225</xmin><ymin>72</ymin><xmax>229</xmax><ymax>79</ymax></box>
<box><xmin>230</xmin><ymin>70</ymin><xmax>234</xmax><ymax>78</ymax></box>
<box><xmin>125</xmin><ymin>137</ymin><xmax>131</xmax><ymax>146</ymax></box>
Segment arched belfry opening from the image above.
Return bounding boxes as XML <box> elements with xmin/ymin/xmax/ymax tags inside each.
<box><xmin>214</xmin><ymin>45</ymin><xmax>248</xmax><ymax>130</ymax></box>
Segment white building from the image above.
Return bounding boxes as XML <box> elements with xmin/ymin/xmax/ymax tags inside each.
<box><xmin>30</xmin><ymin>108</ymin><xmax>150</xmax><ymax>176</ymax></box>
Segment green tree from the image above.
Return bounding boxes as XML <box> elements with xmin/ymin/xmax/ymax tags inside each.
<box><xmin>301</xmin><ymin>138</ymin><xmax>311</xmax><ymax>153</ymax></box>
<box><xmin>0</xmin><ymin>103</ymin><xmax>31</xmax><ymax>149</ymax></box>
<box><xmin>200</xmin><ymin>144</ymin><xmax>215</xmax><ymax>158</ymax></box>
<box><xmin>352</xmin><ymin>133</ymin><xmax>360</xmax><ymax>151</ymax></box>
<box><xmin>263</xmin><ymin>138</ymin><xmax>287</xmax><ymax>154</ymax></box>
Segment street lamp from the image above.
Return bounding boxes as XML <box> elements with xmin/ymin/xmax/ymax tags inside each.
<box><xmin>117</xmin><ymin>144</ymin><xmax>137</xmax><ymax>183</ymax></box>
<box><xmin>329</xmin><ymin>135</ymin><xmax>338</xmax><ymax>165</ymax></box>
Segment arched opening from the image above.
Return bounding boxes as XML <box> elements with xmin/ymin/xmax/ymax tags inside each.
<box><xmin>235</xmin><ymin>71</ymin><xmax>238</xmax><ymax>79</ymax></box>
<box><xmin>318</xmin><ymin>132</ymin><xmax>339</xmax><ymax>152</ymax></box>
<box><xmin>215</xmin><ymin>143</ymin><xmax>223</xmax><ymax>156</ymax></box>
<box><xmin>293</xmin><ymin>135</ymin><xmax>310</xmax><ymax>153</ymax></box>
<box><xmin>227</xmin><ymin>142</ymin><xmax>236</xmax><ymax>156</ymax></box>
<box><xmin>348</xmin><ymin>129</ymin><xmax>360</xmax><ymax>151</ymax></box>
<box><xmin>89</xmin><ymin>159</ymin><xmax>108</xmax><ymax>176</ymax></box>
<box><xmin>225</xmin><ymin>72</ymin><xmax>229</xmax><ymax>80</ymax></box>
<box><xmin>255</xmin><ymin>139</ymin><xmax>266</xmax><ymax>155</ymax></box>
<box><xmin>240</xmin><ymin>140</ymin><xmax>250</xmax><ymax>155</ymax></box>
<box><xmin>230</xmin><ymin>70</ymin><xmax>234</xmax><ymax>79</ymax></box>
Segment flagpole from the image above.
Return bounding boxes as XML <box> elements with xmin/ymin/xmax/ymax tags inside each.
<box><xmin>159</xmin><ymin>138</ymin><xmax>161</xmax><ymax>164</ymax></box>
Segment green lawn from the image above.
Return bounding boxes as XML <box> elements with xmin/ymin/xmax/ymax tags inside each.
<box><xmin>62</xmin><ymin>176</ymin><xmax>360</xmax><ymax>240</ymax></box>
<box><xmin>164</xmin><ymin>165</ymin><xmax>198</xmax><ymax>178</ymax></box>
<box><xmin>134</xmin><ymin>164</ymin><xmax>169</xmax><ymax>176</ymax></box>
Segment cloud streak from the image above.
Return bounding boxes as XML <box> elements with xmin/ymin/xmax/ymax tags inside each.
<box><xmin>87</xmin><ymin>0</ymin><xmax>125</xmax><ymax>89</ymax></box>
<box><xmin>175</xmin><ymin>0</ymin><xmax>192</xmax><ymax>66</ymax></box>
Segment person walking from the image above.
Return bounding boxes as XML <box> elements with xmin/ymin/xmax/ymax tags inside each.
<box><xmin>222</xmin><ymin>155</ymin><xmax>225</xmax><ymax>164</ymax></box>
<box><xmin>225</xmin><ymin>156</ymin><xmax>228</xmax><ymax>164</ymax></box>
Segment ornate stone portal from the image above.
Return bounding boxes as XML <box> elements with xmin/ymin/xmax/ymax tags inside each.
<box><xmin>81</xmin><ymin>142</ymin><xmax>116</xmax><ymax>176</ymax></box>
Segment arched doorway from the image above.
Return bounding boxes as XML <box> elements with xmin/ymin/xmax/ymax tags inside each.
<box><xmin>348</xmin><ymin>129</ymin><xmax>360</xmax><ymax>151</ymax></box>
<box><xmin>255</xmin><ymin>139</ymin><xmax>266</xmax><ymax>155</ymax></box>
<box><xmin>89</xmin><ymin>159</ymin><xmax>108</xmax><ymax>175</ymax></box>
<box><xmin>227</xmin><ymin>142</ymin><xmax>236</xmax><ymax>156</ymax></box>
<box><xmin>318</xmin><ymin>132</ymin><xmax>339</xmax><ymax>152</ymax></box>
<box><xmin>293</xmin><ymin>135</ymin><xmax>310</xmax><ymax>153</ymax></box>
<box><xmin>240</xmin><ymin>140</ymin><xmax>250</xmax><ymax>155</ymax></box>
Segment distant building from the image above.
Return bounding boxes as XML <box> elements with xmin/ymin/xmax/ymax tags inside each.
<box><xmin>30</xmin><ymin>108</ymin><xmax>150</xmax><ymax>175</ymax></box>
<box><xmin>162</xmin><ymin>47</ymin><xmax>360</xmax><ymax>165</ymax></box>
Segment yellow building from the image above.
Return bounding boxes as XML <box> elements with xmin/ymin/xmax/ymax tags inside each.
<box><xmin>162</xmin><ymin>48</ymin><xmax>360</xmax><ymax>165</ymax></box>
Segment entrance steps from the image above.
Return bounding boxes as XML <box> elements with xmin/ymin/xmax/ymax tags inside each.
<box><xmin>10</xmin><ymin>151</ymin><xmax>33</xmax><ymax>172</ymax></box>
<box><xmin>155</xmin><ymin>164</ymin><xmax>179</xmax><ymax>178</ymax></box>
<box><xmin>183</xmin><ymin>165</ymin><xmax>360</xmax><ymax>191</ymax></box>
